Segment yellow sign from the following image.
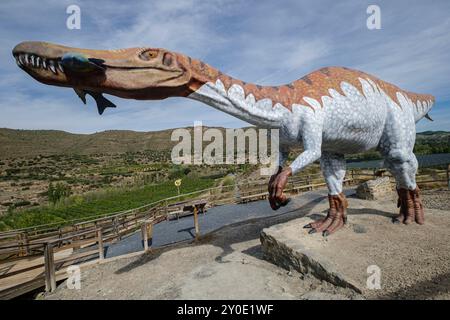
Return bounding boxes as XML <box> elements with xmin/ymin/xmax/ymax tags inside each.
<box><xmin>174</xmin><ymin>179</ymin><xmax>182</xmax><ymax>187</ymax></box>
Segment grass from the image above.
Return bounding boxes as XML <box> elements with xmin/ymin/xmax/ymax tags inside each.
<box><xmin>0</xmin><ymin>177</ymin><xmax>214</xmax><ymax>231</ymax></box>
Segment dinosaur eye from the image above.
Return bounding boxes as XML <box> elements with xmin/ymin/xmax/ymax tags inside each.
<box><xmin>139</xmin><ymin>50</ymin><xmax>158</xmax><ymax>60</ymax></box>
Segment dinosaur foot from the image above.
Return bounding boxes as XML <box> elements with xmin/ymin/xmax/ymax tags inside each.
<box><xmin>393</xmin><ymin>187</ymin><xmax>424</xmax><ymax>225</ymax></box>
<box><xmin>304</xmin><ymin>192</ymin><xmax>348</xmax><ymax>237</ymax></box>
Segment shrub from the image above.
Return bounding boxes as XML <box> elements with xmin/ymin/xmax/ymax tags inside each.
<box><xmin>47</xmin><ymin>182</ymin><xmax>71</xmax><ymax>204</ymax></box>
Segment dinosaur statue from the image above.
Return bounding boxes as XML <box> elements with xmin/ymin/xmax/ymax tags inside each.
<box><xmin>12</xmin><ymin>41</ymin><xmax>435</xmax><ymax>236</ymax></box>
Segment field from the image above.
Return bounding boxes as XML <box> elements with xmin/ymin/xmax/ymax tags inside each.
<box><xmin>0</xmin><ymin>176</ymin><xmax>214</xmax><ymax>231</ymax></box>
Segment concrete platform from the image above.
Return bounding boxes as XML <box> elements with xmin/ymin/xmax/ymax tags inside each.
<box><xmin>260</xmin><ymin>196</ymin><xmax>450</xmax><ymax>299</ymax></box>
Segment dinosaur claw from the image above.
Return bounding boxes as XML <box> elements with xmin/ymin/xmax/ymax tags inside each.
<box><xmin>303</xmin><ymin>224</ymin><xmax>312</xmax><ymax>229</ymax></box>
<box><xmin>280</xmin><ymin>198</ymin><xmax>291</xmax><ymax>207</ymax></box>
<box><xmin>322</xmin><ymin>230</ymin><xmax>330</xmax><ymax>237</ymax></box>
<box><xmin>308</xmin><ymin>229</ymin><xmax>317</xmax><ymax>234</ymax></box>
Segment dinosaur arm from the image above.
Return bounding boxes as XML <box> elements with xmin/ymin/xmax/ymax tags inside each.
<box><xmin>268</xmin><ymin>115</ymin><xmax>323</xmax><ymax>209</ymax></box>
<box><xmin>278</xmin><ymin>145</ymin><xmax>290</xmax><ymax>168</ymax></box>
<box><xmin>288</xmin><ymin>119</ymin><xmax>323</xmax><ymax>175</ymax></box>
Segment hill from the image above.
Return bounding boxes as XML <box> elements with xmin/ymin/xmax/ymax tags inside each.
<box><xmin>0</xmin><ymin>128</ymin><xmax>449</xmax><ymax>159</ymax></box>
<box><xmin>415</xmin><ymin>131</ymin><xmax>450</xmax><ymax>154</ymax></box>
<box><xmin>0</xmin><ymin>128</ymin><xmax>178</xmax><ymax>158</ymax></box>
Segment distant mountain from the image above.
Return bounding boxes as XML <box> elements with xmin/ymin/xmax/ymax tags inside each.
<box><xmin>0</xmin><ymin>128</ymin><xmax>448</xmax><ymax>159</ymax></box>
<box><xmin>415</xmin><ymin>131</ymin><xmax>450</xmax><ymax>154</ymax></box>
<box><xmin>417</xmin><ymin>131</ymin><xmax>450</xmax><ymax>136</ymax></box>
<box><xmin>0</xmin><ymin>127</ymin><xmax>230</xmax><ymax>158</ymax></box>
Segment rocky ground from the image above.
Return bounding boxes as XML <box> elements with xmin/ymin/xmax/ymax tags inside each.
<box><xmin>44</xmin><ymin>189</ymin><xmax>450</xmax><ymax>300</ymax></box>
<box><xmin>421</xmin><ymin>189</ymin><xmax>450</xmax><ymax>211</ymax></box>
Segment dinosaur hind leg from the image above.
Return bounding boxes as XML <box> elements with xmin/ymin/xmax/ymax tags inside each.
<box><xmin>304</xmin><ymin>152</ymin><xmax>348</xmax><ymax>237</ymax></box>
<box><xmin>383</xmin><ymin>150</ymin><xmax>424</xmax><ymax>225</ymax></box>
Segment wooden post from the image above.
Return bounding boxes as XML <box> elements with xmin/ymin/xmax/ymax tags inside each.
<box><xmin>193</xmin><ymin>206</ymin><xmax>200</xmax><ymax>240</ymax></box>
<box><xmin>165</xmin><ymin>200</ymin><xmax>169</xmax><ymax>221</ymax></box>
<box><xmin>44</xmin><ymin>242</ymin><xmax>56</xmax><ymax>292</ymax></box>
<box><xmin>23</xmin><ymin>232</ymin><xmax>30</xmax><ymax>256</ymax></box>
<box><xmin>73</xmin><ymin>225</ymin><xmax>80</xmax><ymax>250</ymax></box>
<box><xmin>113</xmin><ymin>216</ymin><xmax>120</xmax><ymax>241</ymax></box>
<box><xmin>142</xmin><ymin>222</ymin><xmax>149</xmax><ymax>252</ymax></box>
<box><xmin>97</xmin><ymin>228</ymin><xmax>104</xmax><ymax>260</ymax></box>
<box><xmin>17</xmin><ymin>233</ymin><xmax>24</xmax><ymax>257</ymax></box>
<box><xmin>148</xmin><ymin>223</ymin><xmax>153</xmax><ymax>249</ymax></box>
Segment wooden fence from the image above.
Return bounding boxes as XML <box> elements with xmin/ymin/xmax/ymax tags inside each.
<box><xmin>0</xmin><ymin>166</ymin><xmax>449</xmax><ymax>299</ymax></box>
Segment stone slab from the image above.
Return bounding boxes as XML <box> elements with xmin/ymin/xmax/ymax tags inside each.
<box><xmin>260</xmin><ymin>197</ymin><xmax>450</xmax><ymax>298</ymax></box>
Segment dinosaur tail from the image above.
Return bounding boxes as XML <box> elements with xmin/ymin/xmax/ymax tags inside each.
<box><xmin>408</xmin><ymin>92</ymin><xmax>435</xmax><ymax>123</ymax></box>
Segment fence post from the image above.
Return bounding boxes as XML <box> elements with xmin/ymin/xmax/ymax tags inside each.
<box><xmin>17</xmin><ymin>233</ymin><xmax>24</xmax><ymax>257</ymax></box>
<box><xmin>142</xmin><ymin>222</ymin><xmax>149</xmax><ymax>252</ymax></box>
<box><xmin>113</xmin><ymin>216</ymin><xmax>120</xmax><ymax>241</ymax></box>
<box><xmin>193</xmin><ymin>206</ymin><xmax>200</xmax><ymax>240</ymax></box>
<box><xmin>23</xmin><ymin>232</ymin><xmax>29</xmax><ymax>256</ymax></box>
<box><xmin>97</xmin><ymin>228</ymin><xmax>104</xmax><ymax>260</ymax></box>
<box><xmin>73</xmin><ymin>225</ymin><xmax>80</xmax><ymax>250</ymax></box>
<box><xmin>164</xmin><ymin>200</ymin><xmax>169</xmax><ymax>221</ymax></box>
<box><xmin>44</xmin><ymin>242</ymin><xmax>56</xmax><ymax>292</ymax></box>
<box><xmin>148</xmin><ymin>223</ymin><xmax>153</xmax><ymax>249</ymax></box>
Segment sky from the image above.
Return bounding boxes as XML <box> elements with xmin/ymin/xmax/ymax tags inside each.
<box><xmin>0</xmin><ymin>0</ymin><xmax>449</xmax><ymax>133</ymax></box>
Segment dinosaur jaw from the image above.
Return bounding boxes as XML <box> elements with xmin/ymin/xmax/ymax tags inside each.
<box><xmin>12</xmin><ymin>41</ymin><xmax>191</xmax><ymax>101</ymax></box>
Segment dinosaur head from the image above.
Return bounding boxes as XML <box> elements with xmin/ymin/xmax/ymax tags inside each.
<box><xmin>12</xmin><ymin>41</ymin><xmax>193</xmax><ymax>114</ymax></box>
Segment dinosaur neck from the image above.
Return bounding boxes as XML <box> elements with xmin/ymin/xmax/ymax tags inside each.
<box><xmin>182</xmin><ymin>55</ymin><xmax>294</xmax><ymax>127</ymax></box>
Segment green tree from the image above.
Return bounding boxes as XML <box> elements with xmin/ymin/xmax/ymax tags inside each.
<box><xmin>48</xmin><ymin>182</ymin><xmax>71</xmax><ymax>204</ymax></box>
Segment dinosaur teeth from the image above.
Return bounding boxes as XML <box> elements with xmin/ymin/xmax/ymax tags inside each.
<box><xmin>57</xmin><ymin>61</ymin><xmax>64</xmax><ymax>73</ymax></box>
<box><xmin>13</xmin><ymin>53</ymin><xmax>65</xmax><ymax>75</ymax></box>
<box><xmin>49</xmin><ymin>61</ymin><xmax>57</xmax><ymax>74</ymax></box>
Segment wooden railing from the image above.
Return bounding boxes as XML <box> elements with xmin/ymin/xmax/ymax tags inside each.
<box><xmin>0</xmin><ymin>166</ymin><xmax>449</xmax><ymax>299</ymax></box>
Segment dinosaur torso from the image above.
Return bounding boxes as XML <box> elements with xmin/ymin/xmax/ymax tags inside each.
<box><xmin>185</xmin><ymin>60</ymin><xmax>434</xmax><ymax>155</ymax></box>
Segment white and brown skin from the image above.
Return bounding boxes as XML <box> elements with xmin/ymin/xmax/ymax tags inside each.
<box><xmin>13</xmin><ymin>41</ymin><xmax>435</xmax><ymax>236</ymax></box>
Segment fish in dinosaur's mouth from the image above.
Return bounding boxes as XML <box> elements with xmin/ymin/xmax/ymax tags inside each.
<box><xmin>12</xmin><ymin>41</ymin><xmax>192</xmax><ymax>114</ymax></box>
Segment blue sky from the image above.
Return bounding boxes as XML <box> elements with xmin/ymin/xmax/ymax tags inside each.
<box><xmin>0</xmin><ymin>0</ymin><xmax>449</xmax><ymax>133</ymax></box>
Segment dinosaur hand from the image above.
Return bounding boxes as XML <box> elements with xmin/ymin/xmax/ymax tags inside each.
<box><xmin>268</xmin><ymin>166</ymin><xmax>292</xmax><ymax>210</ymax></box>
